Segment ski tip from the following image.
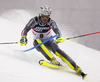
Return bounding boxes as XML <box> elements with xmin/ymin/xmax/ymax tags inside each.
<box><xmin>39</xmin><ymin>60</ymin><xmax>44</xmax><ymax>65</ymax></box>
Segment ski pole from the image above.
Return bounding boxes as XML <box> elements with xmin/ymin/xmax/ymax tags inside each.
<box><xmin>22</xmin><ymin>34</ymin><xmax>58</xmax><ymax>52</ymax></box>
<box><xmin>0</xmin><ymin>42</ymin><xmax>19</xmax><ymax>45</ymax></box>
<box><xmin>66</xmin><ymin>31</ymin><xmax>100</xmax><ymax>40</ymax></box>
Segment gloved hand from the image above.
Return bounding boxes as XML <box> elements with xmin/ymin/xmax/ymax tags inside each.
<box><xmin>55</xmin><ymin>36</ymin><xmax>66</xmax><ymax>43</ymax></box>
<box><xmin>19</xmin><ymin>35</ymin><xmax>27</xmax><ymax>46</ymax></box>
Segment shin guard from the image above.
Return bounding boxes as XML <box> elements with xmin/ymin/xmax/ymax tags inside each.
<box><xmin>55</xmin><ymin>48</ymin><xmax>81</xmax><ymax>73</ymax></box>
<box><xmin>35</xmin><ymin>38</ymin><xmax>56</xmax><ymax>61</ymax></box>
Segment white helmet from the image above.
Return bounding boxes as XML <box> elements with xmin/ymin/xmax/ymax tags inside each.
<box><xmin>40</xmin><ymin>5</ymin><xmax>51</xmax><ymax>16</ymax></box>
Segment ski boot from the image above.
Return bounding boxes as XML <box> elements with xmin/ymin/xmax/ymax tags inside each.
<box><xmin>79</xmin><ymin>71</ymin><xmax>87</xmax><ymax>79</ymax></box>
<box><xmin>74</xmin><ymin>65</ymin><xmax>87</xmax><ymax>79</ymax></box>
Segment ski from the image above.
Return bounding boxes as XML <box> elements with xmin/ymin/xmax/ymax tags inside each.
<box><xmin>39</xmin><ymin>60</ymin><xmax>87</xmax><ymax>79</ymax></box>
<box><xmin>39</xmin><ymin>60</ymin><xmax>67</xmax><ymax>69</ymax></box>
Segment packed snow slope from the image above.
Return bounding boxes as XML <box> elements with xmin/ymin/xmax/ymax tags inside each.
<box><xmin>0</xmin><ymin>10</ymin><xmax>100</xmax><ymax>82</ymax></box>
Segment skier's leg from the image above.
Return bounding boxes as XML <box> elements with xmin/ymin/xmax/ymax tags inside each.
<box><xmin>55</xmin><ymin>49</ymin><xmax>87</xmax><ymax>79</ymax></box>
<box><xmin>46</xmin><ymin>39</ymin><xmax>82</xmax><ymax>73</ymax></box>
<box><xmin>55</xmin><ymin>48</ymin><xmax>81</xmax><ymax>73</ymax></box>
<box><xmin>34</xmin><ymin>38</ymin><xmax>60</xmax><ymax>65</ymax></box>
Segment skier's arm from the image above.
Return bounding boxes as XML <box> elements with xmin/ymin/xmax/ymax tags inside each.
<box><xmin>51</xmin><ymin>21</ymin><xmax>62</xmax><ymax>37</ymax></box>
<box><xmin>51</xmin><ymin>21</ymin><xmax>66</xmax><ymax>43</ymax></box>
<box><xmin>19</xmin><ymin>18</ymin><xmax>34</xmax><ymax>46</ymax></box>
<box><xmin>22</xmin><ymin>18</ymin><xmax>34</xmax><ymax>36</ymax></box>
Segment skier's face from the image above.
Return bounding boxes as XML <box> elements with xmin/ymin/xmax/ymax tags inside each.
<box><xmin>41</xmin><ymin>15</ymin><xmax>50</xmax><ymax>23</ymax></box>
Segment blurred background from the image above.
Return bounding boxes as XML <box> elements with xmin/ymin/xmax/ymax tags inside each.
<box><xmin>0</xmin><ymin>0</ymin><xmax>100</xmax><ymax>51</ymax></box>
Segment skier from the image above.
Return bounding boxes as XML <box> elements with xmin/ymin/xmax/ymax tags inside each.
<box><xmin>19</xmin><ymin>5</ymin><xmax>87</xmax><ymax>79</ymax></box>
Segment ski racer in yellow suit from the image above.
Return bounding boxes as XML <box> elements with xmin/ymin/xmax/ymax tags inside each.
<box><xmin>19</xmin><ymin>5</ymin><xmax>87</xmax><ymax>79</ymax></box>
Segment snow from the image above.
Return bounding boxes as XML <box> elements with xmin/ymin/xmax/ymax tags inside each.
<box><xmin>0</xmin><ymin>10</ymin><xmax>100</xmax><ymax>82</ymax></box>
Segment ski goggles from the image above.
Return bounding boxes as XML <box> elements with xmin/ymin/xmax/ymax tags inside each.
<box><xmin>41</xmin><ymin>14</ymin><xmax>50</xmax><ymax>19</ymax></box>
